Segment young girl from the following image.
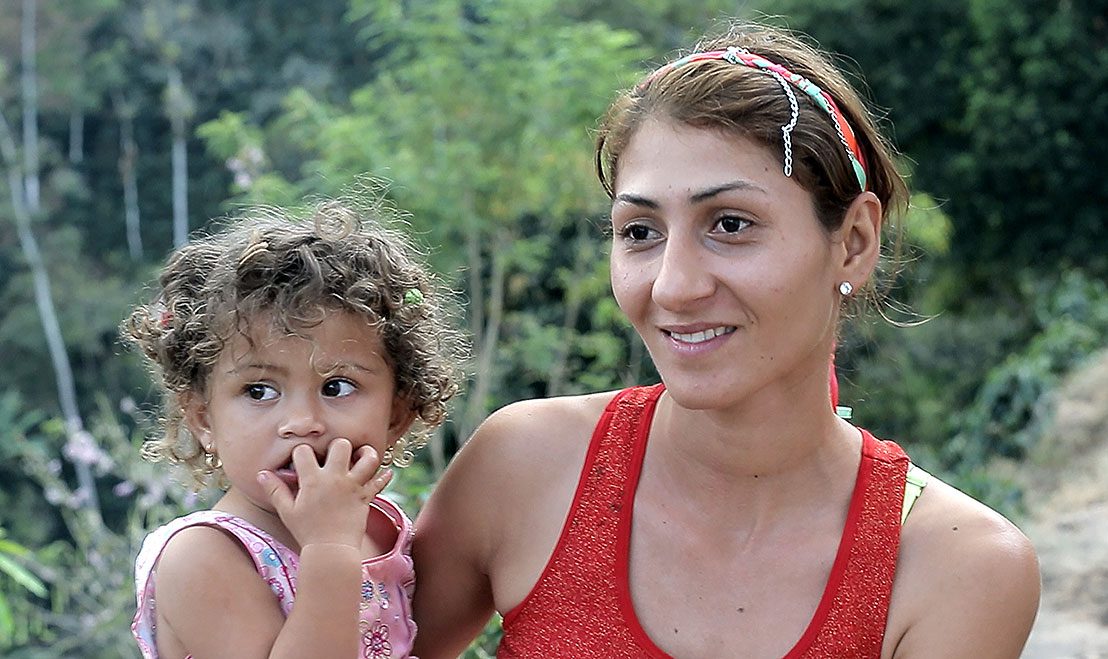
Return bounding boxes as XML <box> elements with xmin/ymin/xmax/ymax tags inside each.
<box><xmin>126</xmin><ymin>199</ymin><xmax>460</xmax><ymax>658</ymax></box>
<box><xmin>412</xmin><ymin>21</ymin><xmax>1039</xmax><ymax>658</ymax></box>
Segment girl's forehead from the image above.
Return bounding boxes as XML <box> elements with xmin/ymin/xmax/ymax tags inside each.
<box><xmin>221</xmin><ymin>311</ymin><xmax>386</xmax><ymax>365</ymax></box>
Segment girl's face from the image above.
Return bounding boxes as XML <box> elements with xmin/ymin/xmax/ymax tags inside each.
<box><xmin>609</xmin><ymin>118</ymin><xmax>848</xmax><ymax>411</ymax></box>
<box><xmin>186</xmin><ymin>311</ymin><xmax>412</xmax><ymax>521</ymax></box>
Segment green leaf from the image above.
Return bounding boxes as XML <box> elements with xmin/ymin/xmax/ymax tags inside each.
<box><xmin>0</xmin><ymin>554</ymin><xmax>48</xmax><ymax>599</ymax></box>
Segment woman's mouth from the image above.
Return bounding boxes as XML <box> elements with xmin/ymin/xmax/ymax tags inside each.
<box><xmin>665</xmin><ymin>325</ymin><xmax>736</xmax><ymax>344</ymax></box>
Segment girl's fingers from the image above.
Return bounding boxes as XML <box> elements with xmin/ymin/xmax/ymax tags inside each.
<box><xmin>322</xmin><ymin>437</ymin><xmax>354</xmax><ymax>470</ymax></box>
<box><xmin>361</xmin><ymin>468</ymin><xmax>393</xmax><ymax>503</ymax></box>
<box><xmin>258</xmin><ymin>470</ymin><xmax>294</xmax><ymax>517</ymax></box>
<box><xmin>349</xmin><ymin>445</ymin><xmax>382</xmax><ymax>482</ymax></box>
<box><xmin>290</xmin><ymin>443</ymin><xmax>322</xmax><ymax>473</ymax></box>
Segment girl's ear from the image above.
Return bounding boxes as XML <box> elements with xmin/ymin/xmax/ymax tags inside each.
<box><xmin>388</xmin><ymin>396</ymin><xmax>418</xmax><ymax>441</ymax></box>
<box><xmin>837</xmin><ymin>190</ymin><xmax>883</xmax><ymax>284</ymax></box>
<box><xmin>182</xmin><ymin>392</ymin><xmax>215</xmax><ymax>451</ymax></box>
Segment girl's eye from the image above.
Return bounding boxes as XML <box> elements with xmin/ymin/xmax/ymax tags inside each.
<box><xmin>322</xmin><ymin>378</ymin><xmax>356</xmax><ymax>398</ymax></box>
<box><xmin>715</xmin><ymin>215</ymin><xmax>751</xmax><ymax>234</ymax></box>
<box><xmin>245</xmin><ymin>384</ymin><xmax>278</xmax><ymax>401</ymax></box>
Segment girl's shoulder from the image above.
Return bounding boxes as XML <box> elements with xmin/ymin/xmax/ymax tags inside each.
<box><xmin>884</xmin><ymin>474</ymin><xmax>1040</xmax><ymax>657</ymax></box>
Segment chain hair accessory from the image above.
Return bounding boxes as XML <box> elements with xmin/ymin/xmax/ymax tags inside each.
<box><xmin>638</xmin><ymin>47</ymin><xmax>868</xmax><ymax>190</ymax></box>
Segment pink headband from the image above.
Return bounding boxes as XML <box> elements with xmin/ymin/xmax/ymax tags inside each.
<box><xmin>638</xmin><ymin>47</ymin><xmax>868</xmax><ymax>190</ymax></box>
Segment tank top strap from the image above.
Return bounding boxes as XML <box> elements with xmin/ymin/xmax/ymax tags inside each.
<box><xmin>791</xmin><ymin>430</ymin><xmax>909</xmax><ymax>656</ymax></box>
<box><xmin>132</xmin><ymin>511</ymin><xmax>299</xmax><ymax>658</ymax></box>
<box><xmin>498</xmin><ymin>384</ymin><xmax>663</xmax><ymax>655</ymax></box>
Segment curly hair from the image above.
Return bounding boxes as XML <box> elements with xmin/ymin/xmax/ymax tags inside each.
<box><xmin>123</xmin><ymin>199</ymin><xmax>463</xmax><ymax>490</ymax></box>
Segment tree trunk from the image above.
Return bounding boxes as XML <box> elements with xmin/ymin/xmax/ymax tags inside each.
<box><xmin>21</xmin><ymin>0</ymin><xmax>40</xmax><ymax>214</ymax></box>
<box><xmin>545</xmin><ymin>229</ymin><xmax>593</xmax><ymax>397</ymax></box>
<box><xmin>461</xmin><ymin>233</ymin><xmax>507</xmax><ymax>441</ymax></box>
<box><xmin>68</xmin><ymin>109</ymin><xmax>84</xmax><ymax>164</ymax></box>
<box><xmin>167</xmin><ymin>67</ymin><xmax>190</xmax><ymax>247</ymax></box>
<box><xmin>0</xmin><ymin>109</ymin><xmax>100</xmax><ymax>519</ymax></box>
<box><xmin>114</xmin><ymin>93</ymin><xmax>143</xmax><ymax>260</ymax></box>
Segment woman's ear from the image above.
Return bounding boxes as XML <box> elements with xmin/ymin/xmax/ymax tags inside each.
<box><xmin>837</xmin><ymin>190</ymin><xmax>883</xmax><ymax>284</ymax></box>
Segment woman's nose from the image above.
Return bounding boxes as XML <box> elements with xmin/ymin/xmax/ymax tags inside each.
<box><xmin>651</xmin><ymin>234</ymin><xmax>715</xmax><ymax>311</ymax></box>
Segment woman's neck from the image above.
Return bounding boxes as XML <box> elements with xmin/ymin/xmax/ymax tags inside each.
<box><xmin>643</xmin><ymin>380</ymin><xmax>862</xmax><ymax>524</ymax></box>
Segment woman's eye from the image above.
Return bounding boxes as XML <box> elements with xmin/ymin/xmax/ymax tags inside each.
<box><xmin>620</xmin><ymin>223</ymin><xmax>660</xmax><ymax>242</ymax></box>
<box><xmin>715</xmin><ymin>215</ymin><xmax>751</xmax><ymax>234</ymax></box>
<box><xmin>245</xmin><ymin>384</ymin><xmax>278</xmax><ymax>401</ymax></box>
<box><xmin>322</xmin><ymin>378</ymin><xmax>356</xmax><ymax>398</ymax></box>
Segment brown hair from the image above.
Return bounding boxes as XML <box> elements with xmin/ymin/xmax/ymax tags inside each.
<box><xmin>596</xmin><ymin>21</ymin><xmax>909</xmax><ymax>235</ymax></box>
<box><xmin>123</xmin><ymin>198</ymin><xmax>463</xmax><ymax>489</ymax></box>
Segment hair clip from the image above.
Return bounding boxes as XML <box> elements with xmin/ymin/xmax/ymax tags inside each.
<box><xmin>403</xmin><ymin>288</ymin><xmax>424</xmax><ymax>306</ymax></box>
<box><xmin>155</xmin><ymin>302</ymin><xmax>173</xmax><ymax>329</ymax></box>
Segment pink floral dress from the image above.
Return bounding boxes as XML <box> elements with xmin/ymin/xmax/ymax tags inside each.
<box><xmin>132</xmin><ymin>497</ymin><xmax>417</xmax><ymax>658</ymax></box>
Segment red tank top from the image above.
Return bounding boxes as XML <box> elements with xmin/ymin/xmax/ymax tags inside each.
<box><xmin>498</xmin><ymin>384</ymin><xmax>909</xmax><ymax>658</ymax></box>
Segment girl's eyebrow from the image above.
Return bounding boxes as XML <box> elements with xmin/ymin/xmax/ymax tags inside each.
<box><xmin>228</xmin><ymin>362</ymin><xmax>284</xmax><ymax>375</ymax></box>
<box><xmin>315</xmin><ymin>361</ymin><xmax>382</xmax><ymax>376</ymax></box>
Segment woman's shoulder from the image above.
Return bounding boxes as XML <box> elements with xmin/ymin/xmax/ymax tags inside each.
<box><xmin>421</xmin><ymin>389</ymin><xmax>622</xmax><ymax>517</ymax></box>
<box><xmin>885</xmin><ymin>473</ymin><xmax>1040</xmax><ymax>657</ymax></box>
<box><xmin>485</xmin><ymin>389</ymin><xmax>619</xmax><ymax>435</ymax></box>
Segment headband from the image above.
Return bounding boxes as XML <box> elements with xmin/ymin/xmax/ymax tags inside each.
<box><xmin>637</xmin><ymin>47</ymin><xmax>868</xmax><ymax>190</ymax></box>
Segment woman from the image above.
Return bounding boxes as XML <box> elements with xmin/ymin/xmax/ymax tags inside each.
<box><xmin>412</xmin><ymin>21</ymin><xmax>1040</xmax><ymax>658</ymax></box>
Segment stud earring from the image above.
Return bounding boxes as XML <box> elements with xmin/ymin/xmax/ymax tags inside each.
<box><xmin>838</xmin><ymin>281</ymin><xmax>854</xmax><ymax>296</ymax></box>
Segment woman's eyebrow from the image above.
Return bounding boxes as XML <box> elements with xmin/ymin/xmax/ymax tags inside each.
<box><xmin>615</xmin><ymin>180</ymin><xmax>767</xmax><ymax>209</ymax></box>
<box><xmin>689</xmin><ymin>180</ymin><xmax>765</xmax><ymax>204</ymax></box>
<box><xmin>614</xmin><ymin>192</ymin><xmax>659</xmax><ymax>209</ymax></box>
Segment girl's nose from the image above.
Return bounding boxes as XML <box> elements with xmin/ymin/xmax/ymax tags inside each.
<box><xmin>277</xmin><ymin>395</ymin><xmax>326</xmax><ymax>439</ymax></box>
<box><xmin>651</xmin><ymin>234</ymin><xmax>715</xmax><ymax>311</ymax></box>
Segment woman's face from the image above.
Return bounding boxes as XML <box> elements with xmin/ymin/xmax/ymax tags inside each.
<box><xmin>609</xmin><ymin>117</ymin><xmax>846</xmax><ymax>411</ymax></box>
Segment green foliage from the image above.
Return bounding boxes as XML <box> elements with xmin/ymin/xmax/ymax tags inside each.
<box><xmin>0</xmin><ymin>0</ymin><xmax>1105</xmax><ymax>654</ymax></box>
<box><xmin>0</xmin><ymin>393</ymin><xmax>208</xmax><ymax>658</ymax></box>
<box><xmin>844</xmin><ymin>269</ymin><xmax>1108</xmax><ymax>514</ymax></box>
<box><xmin>0</xmin><ymin>528</ymin><xmax>48</xmax><ymax>651</ymax></box>
<box><xmin>944</xmin><ymin>271</ymin><xmax>1108</xmax><ymax>468</ymax></box>
<box><xmin>748</xmin><ymin>0</ymin><xmax>1108</xmax><ymax>284</ymax></box>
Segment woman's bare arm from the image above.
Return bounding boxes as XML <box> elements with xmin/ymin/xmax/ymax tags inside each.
<box><xmin>886</xmin><ymin>479</ymin><xmax>1041</xmax><ymax>658</ymax></box>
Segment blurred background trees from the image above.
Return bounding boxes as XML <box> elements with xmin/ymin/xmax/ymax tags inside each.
<box><xmin>0</xmin><ymin>0</ymin><xmax>1104</xmax><ymax>655</ymax></box>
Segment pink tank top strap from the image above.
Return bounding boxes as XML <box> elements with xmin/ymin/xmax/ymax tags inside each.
<box><xmin>131</xmin><ymin>511</ymin><xmax>298</xmax><ymax>658</ymax></box>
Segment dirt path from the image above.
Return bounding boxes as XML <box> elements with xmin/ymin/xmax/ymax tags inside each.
<box><xmin>1019</xmin><ymin>352</ymin><xmax>1108</xmax><ymax>658</ymax></box>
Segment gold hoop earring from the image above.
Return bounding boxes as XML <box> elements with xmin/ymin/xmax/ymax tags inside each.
<box><xmin>203</xmin><ymin>447</ymin><xmax>223</xmax><ymax>471</ymax></box>
<box><xmin>381</xmin><ymin>436</ymin><xmax>413</xmax><ymax>469</ymax></box>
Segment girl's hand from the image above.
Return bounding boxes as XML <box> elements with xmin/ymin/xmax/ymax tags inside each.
<box><xmin>258</xmin><ymin>439</ymin><xmax>392</xmax><ymax>551</ymax></box>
